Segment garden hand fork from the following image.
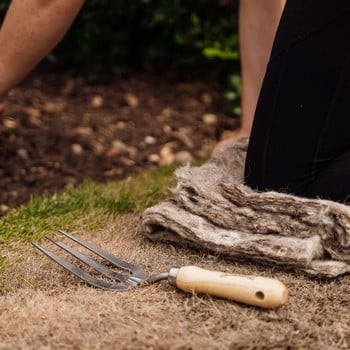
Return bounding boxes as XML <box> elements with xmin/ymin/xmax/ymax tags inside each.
<box><xmin>33</xmin><ymin>230</ymin><xmax>288</xmax><ymax>308</ymax></box>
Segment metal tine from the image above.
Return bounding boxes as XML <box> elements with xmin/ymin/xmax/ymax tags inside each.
<box><xmin>32</xmin><ymin>242</ymin><xmax>130</xmax><ymax>291</ymax></box>
<box><xmin>45</xmin><ymin>237</ymin><xmax>135</xmax><ymax>285</ymax></box>
<box><xmin>58</xmin><ymin>230</ymin><xmax>147</xmax><ymax>280</ymax></box>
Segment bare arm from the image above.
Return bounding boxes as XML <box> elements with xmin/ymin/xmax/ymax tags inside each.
<box><xmin>0</xmin><ymin>0</ymin><xmax>84</xmax><ymax>102</ymax></box>
<box><xmin>238</xmin><ymin>0</ymin><xmax>285</xmax><ymax>135</ymax></box>
<box><xmin>213</xmin><ymin>0</ymin><xmax>285</xmax><ymax>154</ymax></box>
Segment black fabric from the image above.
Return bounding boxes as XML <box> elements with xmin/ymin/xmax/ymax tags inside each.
<box><xmin>244</xmin><ymin>0</ymin><xmax>350</xmax><ymax>204</ymax></box>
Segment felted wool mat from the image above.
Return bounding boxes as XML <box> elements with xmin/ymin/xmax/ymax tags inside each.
<box><xmin>141</xmin><ymin>139</ymin><xmax>350</xmax><ymax>277</ymax></box>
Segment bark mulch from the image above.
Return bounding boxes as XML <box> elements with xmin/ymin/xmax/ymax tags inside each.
<box><xmin>0</xmin><ymin>69</ymin><xmax>237</xmax><ymax>214</ymax></box>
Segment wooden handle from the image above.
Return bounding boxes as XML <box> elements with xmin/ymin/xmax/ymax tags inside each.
<box><xmin>174</xmin><ymin>266</ymin><xmax>288</xmax><ymax>308</ymax></box>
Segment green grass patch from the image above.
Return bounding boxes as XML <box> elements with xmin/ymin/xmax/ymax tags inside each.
<box><xmin>0</xmin><ymin>165</ymin><xmax>176</xmax><ymax>243</ymax></box>
<box><xmin>0</xmin><ymin>254</ymin><xmax>5</xmax><ymax>282</ymax></box>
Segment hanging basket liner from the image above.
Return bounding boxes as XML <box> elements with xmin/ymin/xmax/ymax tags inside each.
<box><xmin>141</xmin><ymin>139</ymin><xmax>350</xmax><ymax>277</ymax></box>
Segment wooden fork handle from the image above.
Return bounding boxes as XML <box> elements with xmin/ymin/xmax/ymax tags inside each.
<box><xmin>169</xmin><ymin>266</ymin><xmax>288</xmax><ymax>308</ymax></box>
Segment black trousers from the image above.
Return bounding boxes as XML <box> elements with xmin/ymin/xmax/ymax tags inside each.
<box><xmin>244</xmin><ymin>0</ymin><xmax>350</xmax><ymax>204</ymax></box>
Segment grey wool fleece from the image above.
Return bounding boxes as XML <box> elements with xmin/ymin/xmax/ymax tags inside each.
<box><xmin>142</xmin><ymin>139</ymin><xmax>350</xmax><ymax>277</ymax></box>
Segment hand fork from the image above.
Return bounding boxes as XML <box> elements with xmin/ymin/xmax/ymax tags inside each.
<box><xmin>32</xmin><ymin>230</ymin><xmax>288</xmax><ymax>308</ymax></box>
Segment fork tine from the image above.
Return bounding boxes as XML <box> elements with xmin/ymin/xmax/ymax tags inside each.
<box><xmin>58</xmin><ymin>230</ymin><xmax>147</xmax><ymax>280</ymax></box>
<box><xmin>32</xmin><ymin>242</ymin><xmax>130</xmax><ymax>291</ymax></box>
<box><xmin>45</xmin><ymin>237</ymin><xmax>134</xmax><ymax>285</ymax></box>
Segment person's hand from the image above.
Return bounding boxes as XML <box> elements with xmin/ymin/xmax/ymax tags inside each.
<box><xmin>212</xmin><ymin>129</ymin><xmax>250</xmax><ymax>157</ymax></box>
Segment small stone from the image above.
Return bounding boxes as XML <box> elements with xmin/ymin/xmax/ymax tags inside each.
<box><xmin>92</xmin><ymin>142</ymin><xmax>105</xmax><ymax>156</ymax></box>
<box><xmin>163</xmin><ymin>125</ymin><xmax>172</xmax><ymax>134</ymax></box>
<box><xmin>105</xmin><ymin>140</ymin><xmax>137</xmax><ymax>159</ymax></box>
<box><xmin>174</xmin><ymin>127</ymin><xmax>194</xmax><ymax>149</ymax></box>
<box><xmin>156</xmin><ymin>107</ymin><xmax>173</xmax><ymax>122</ymax></box>
<box><xmin>29</xmin><ymin>115</ymin><xmax>42</xmax><ymax>127</ymax></box>
<box><xmin>202</xmin><ymin>113</ymin><xmax>218</xmax><ymax>126</ymax></box>
<box><xmin>10</xmin><ymin>190</ymin><xmax>18</xmax><ymax>198</ymax></box>
<box><xmin>105</xmin><ymin>142</ymin><xmax>126</xmax><ymax>159</ymax></box>
<box><xmin>43</xmin><ymin>101</ymin><xmax>66</xmax><ymax>113</ymax></box>
<box><xmin>3</xmin><ymin>117</ymin><xmax>17</xmax><ymax>129</ymax></box>
<box><xmin>148</xmin><ymin>154</ymin><xmax>160</xmax><ymax>164</ymax></box>
<box><xmin>91</xmin><ymin>95</ymin><xmax>104</xmax><ymax>108</ymax></box>
<box><xmin>144</xmin><ymin>136</ymin><xmax>157</xmax><ymax>145</ymax></box>
<box><xmin>0</xmin><ymin>204</ymin><xmax>10</xmax><ymax>214</ymax></box>
<box><xmin>174</xmin><ymin>151</ymin><xmax>193</xmax><ymax>164</ymax></box>
<box><xmin>116</xmin><ymin>121</ymin><xmax>127</xmax><ymax>129</ymax></box>
<box><xmin>161</xmin><ymin>107</ymin><xmax>172</xmax><ymax>118</ymax></box>
<box><xmin>72</xmin><ymin>126</ymin><xmax>93</xmax><ymax>137</ymax></box>
<box><xmin>159</xmin><ymin>143</ymin><xmax>176</xmax><ymax>166</ymax></box>
<box><xmin>126</xmin><ymin>146</ymin><xmax>137</xmax><ymax>160</ymax></box>
<box><xmin>23</xmin><ymin>107</ymin><xmax>41</xmax><ymax>119</ymax></box>
<box><xmin>17</xmin><ymin>148</ymin><xmax>29</xmax><ymax>160</ymax></box>
<box><xmin>71</xmin><ymin>143</ymin><xmax>84</xmax><ymax>155</ymax></box>
<box><xmin>120</xmin><ymin>157</ymin><xmax>136</xmax><ymax>166</ymax></box>
<box><xmin>124</xmin><ymin>92</ymin><xmax>139</xmax><ymax>108</ymax></box>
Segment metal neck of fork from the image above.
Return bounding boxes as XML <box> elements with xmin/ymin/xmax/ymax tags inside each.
<box><xmin>146</xmin><ymin>266</ymin><xmax>180</xmax><ymax>285</ymax></box>
<box><xmin>146</xmin><ymin>272</ymin><xmax>169</xmax><ymax>284</ymax></box>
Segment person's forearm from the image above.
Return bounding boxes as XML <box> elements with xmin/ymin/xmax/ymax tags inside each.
<box><xmin>0</xmin><ymin>0</ymin><xmax>84</xmax><ymax>97</ymax></box>
<box><xmin>239</xmin><ymin>0</ymin><xmax>285</xmax><ymax>133</ymax></box>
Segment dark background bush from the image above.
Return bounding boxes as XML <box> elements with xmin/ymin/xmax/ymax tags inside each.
<box><xmin>0</xmin><ymin>1</ymin><xmax>240</xmax><ymax>110</ymax></box>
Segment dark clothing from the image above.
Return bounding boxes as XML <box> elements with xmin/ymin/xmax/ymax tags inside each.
<box><xmin>244</xmin><ymin>0</ymin><xmax>350</xmax><ymax>204</ymax></box>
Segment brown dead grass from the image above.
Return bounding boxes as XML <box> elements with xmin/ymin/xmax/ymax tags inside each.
<box><xmin>1</xmin><ymin>214</ymin><xmax>350</xmax><ymax>349</ymax></box>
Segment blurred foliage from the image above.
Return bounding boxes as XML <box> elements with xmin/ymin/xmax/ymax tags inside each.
<box><xmin>0</xmin><ymin>0</ymin><xmax>9</xmax><ymax>11</ymax></box>
<box><xmin>0</xmin><ymin>0</ymin><xmax>240</xmax><ymax>112</ymax></box>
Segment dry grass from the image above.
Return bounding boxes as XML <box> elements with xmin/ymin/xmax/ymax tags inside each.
<box><xmin>1</xmin><ymin>214</ymin><xmax>350</xmax><ymax>349</ymax></box>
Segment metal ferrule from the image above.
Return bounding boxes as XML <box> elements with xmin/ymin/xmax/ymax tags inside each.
<box><xmin>168</xmin><ymin>266</ymin><xmax>180</xmax><ymax>286</ymax></box>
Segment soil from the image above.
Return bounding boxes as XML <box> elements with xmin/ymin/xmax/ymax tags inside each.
<box><xmin>0</xmin><ymin>68</ymin><xmax>238</xmax><ymax>214</ymax></box>
<box><xmin>3</xmin><ymin>69</ymin><xmax>350</xmax><ymax>350</ymax></box>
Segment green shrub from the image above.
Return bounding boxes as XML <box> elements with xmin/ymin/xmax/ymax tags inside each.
<box><xmin>0</xmin><ymin>1</ymin><xmax>240</xmax><ymax>111</ymax></box>
<box><xmin>52</xmin><ymin>1</ymin><xmax>239</xmax><ymax>79</ymax></box>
